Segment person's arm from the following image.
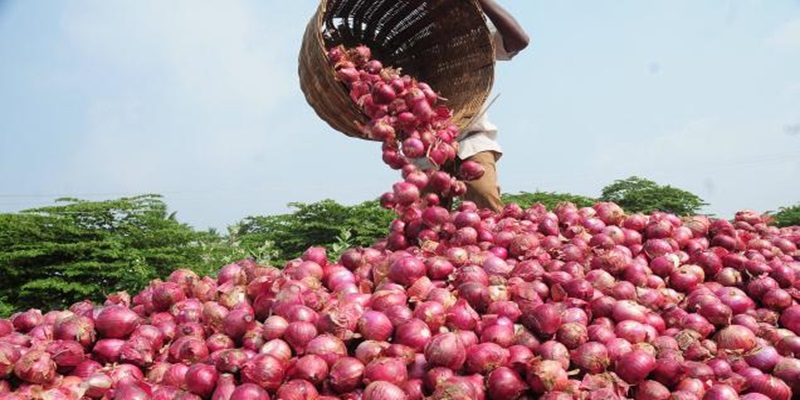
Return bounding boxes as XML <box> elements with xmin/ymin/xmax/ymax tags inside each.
<box><xmin>478</xmin><ymin>0</ymin><xmax>530</xmax><ymax>55</ymax></box>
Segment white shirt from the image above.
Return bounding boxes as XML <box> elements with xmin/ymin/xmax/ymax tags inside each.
<box><xmin>457</xmin><ymin>24</ymin><xmax>515</xmax><ymax>161</ymax></box>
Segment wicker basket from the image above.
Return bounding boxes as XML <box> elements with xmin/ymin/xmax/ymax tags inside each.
<box><xmin>299</xmin><ymin>0</ymin><xmax>496</xmax><ymax>141</ymax></box>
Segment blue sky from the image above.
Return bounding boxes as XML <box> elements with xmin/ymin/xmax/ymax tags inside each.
<box><xmin>1</xmin><ymin>1</ymin><xmax>799</xmax><ymax>231</ymax></box>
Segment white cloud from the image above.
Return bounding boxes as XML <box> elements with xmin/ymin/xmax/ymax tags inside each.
<box><xmin>767</xmin><ymin>18</ymin><xmax>800</xmax><ymax>51</ymax></box>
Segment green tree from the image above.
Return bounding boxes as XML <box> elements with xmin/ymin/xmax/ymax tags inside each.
<box><xmin>772</xmin><ymin>204</ymin><xmax>800</xmax><ymax>228</ymax></box>
<box><xmin>0</xmin><ymin>195</ymin><xmax>222</xmax><ymax>315</ymax></box>
<box><xmin>501</xmin><ymin>191</ymin><xmax>597</xmax><ymax>210</ymax></box>
<box><xmin>234</xmin><ymin>199</ymin><xmax>394</xmax><ymax>264</ymax></box>
<box><xmin>599</xmin><ymin>176</ymin><xmax>708</xmax><ymax>216</ymax></box>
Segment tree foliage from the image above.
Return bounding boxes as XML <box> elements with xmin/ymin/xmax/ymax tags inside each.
<box><xmin>773</xmin><ymin>204</ymin><xmax>800</xmax><ymax>228</ymax></box>
<box><xmin>233</xmin><ymin>199</ymin><xmax>395</xmax><ymax>264</ymax></box>
<box><xmin>502</xmin><ymin>191</ymin><xmax>597</xmax><ymax>210</ymax></box>
<box><xmin>0</xmin><ymin>195</ymin><xmax>218</xmax><ymax>315</ymax></box>
<box><xmin>599</xmin><ymin>176</ymin><xmax>708</xmax><ymax>216</ymax></box>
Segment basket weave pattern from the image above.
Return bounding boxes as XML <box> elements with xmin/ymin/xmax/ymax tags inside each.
<box><xmin>299</xmin><ymin>0</ymin><xmax>495</xmax><ymax>140</ymax></box>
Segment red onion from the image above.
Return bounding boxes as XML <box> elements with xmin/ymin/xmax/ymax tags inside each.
<box><xmin>715</xmin><ymin>325</ymin><xmax>757</xmax><ymax>352</ymax></box>
<box><xmin>305</xmin><ymin>334</ymin><xmax>347</xmax><ymax>367</ymax></box>
<box><xmin>184</xmin><ymin>363</ymin><xmax>218</xmax><ymax>398</ymax></box>
<box><xmin>392</xmin><ymin>318</ymin><xmax>431</xmax><ymax>353</ymax></box>
<box><xmin>744</xmin><ymin>345</ymin><xmax>780</xmax><ymax>372</ymax></box>
<box><xmin>210</xmin><ymin>373</ymin><xmax>235</xmax><ymax>400</ymax></box>
<box><xmin>740</xmin><ymin>394</ymin><xmax>773</xmax><ymax>400</ymax></box>
<box><xmin>606</xmin><ymin>338</ymin><xmax>634</xmax><ymax>364</ymax></box>
<box><xmin>95</xmin><ymin>305</ymin><xmax>140</xmax><ymax>339</ymax></box>
<box><xmin>14</xmin><ymin>350</ymin><xmax>56</xmax><ymax>384</ymax></box>
<box><xmin>718</xmin><ymin>287</ymin><xmax>756</xmax><ymax>315</ymax></box>
<box><xmin>363</xmin><ymin>381</ymin><xmax>406</xmax><ymax>400</ymax></box>
<box><xmin>161</xmin><ymin>362</ymin><xmax>189</xmax><ymax>388</ymax></box>
<box><xmin>11</xmin><ymin>309</ymin><xmax>43</xmax><ymax>333</ymax></box>
<box><xmin>634</xmin><ymin>380</ymin><xmax>670</xmax><ymax>400</ymax></box>
<box><xmin>486</xmin><ymin>366</ymin><xmax>528</xmax><ymax>399</ymax></box>
<box><xmin>773</xmin><ymin>357</ymin><xmax>800</xmax><ymax>394</ymax></box>
<box><xmin>287</xmin><ymin>354</ymin><xmax>328</xmax><ymax>385</ymax></box>
<box><xmin>151</xmin><ymin>282</ymin><xmax>186</xmax><ymax>312</ymax></box>
<box><xmin>329</xmin><ymin>357</ymin><xmax>365</xmax><ymax>394</ymax></box>
<box><xmin>702</xmin><ymin>384</ymin><xmax>738</xmax><ymax>400</ymax></box>
<box><xmin>536</xmin><ymin>340</ymin><xmax>571</xmax><ymax>368</ymax></box>
<box><xmin>780</xmin><ymin>305</ymin><xmax>800</xmax><ymax>335</ymax></box>
<box><xmin>0</xmin><ymin>343</ymin><xmax>21</xmax><ymax>379</ymax></box>
<box><xmin>425</xmin><ymin>332</ymin><xmax>466</xmax><ymax>370</ymax></box>
<box><xmin>463</xmin><ymin>342</ymin><xmax>507</xmax><ymax>374</ymax></box>
<box><xmin>615</xmin><ymin>349</ymin><xmax>656</xmax><ymax>384</ymax></box>
<box><xmin>555</xmin><ymin>322</ymin><xmax>589</xmax><ymax>349</ymax></box>
<box><xmin>168</xmin><ymin>336</ymin><xmax>209</xmax><ymax>364</ymax></box>
<box><xmin>571</xmin><ymin>341</ymin><xmax>611</xmax><ymax>374</ymax></box>
<box><xmin>82</xmin><ymin>372</ymin><xmax>114</xmax><ymax>398</ymax></box>
<box><xmin>527</xmin><ymin>359</ymin><xmax>569</xmax><ymax>394</ymax></box>
<box><xmin>414</xmin><ymin>301</ymin><xmax>447</xmax><ymax>332</ymax></box>
<box><xmin>707</xmin><ymin>358</ymin><xmax>733</xmax><ymax>378</ymax></box>
<box><xmin>521</xmin><ymin>303</ymin><xmax>562</xmax><ymax>339</ymax></box>
<box><xmin>364</xmin><ymin>357</ymin><xmax>408</xmax><ymax>387</ymax></box>
<box><xmin>241</xmin><ymin>354</ymin><xmax>285</xmax><ymax>391</ymax></box>
<box><xmin>480</xmin><ymin>321</ymin><xmax>516</xmax><ymax>348</ymax></box>
<box><xmin>651</xmin><ymin>359</ymin><xmax>686</xmax><ymax>389</ymax></box>
<box><xmin>52</xmin><ymin>315</ymin><xmax>96</xmax><ymax>349</ymax></box>
<box><xmin>213</xmin><ymin>348</ymin><xmax>249</xmax><ymax>374</ymax></box>
<box><xmin>229</xmin><ymin>383</ymin><xmax>270</xmax><ymax>400</ymax></box>
<box><xmin>275</xmin><ymin>379</ymin><xmax>319</xmax><ymax>400</ymax></box>
<box><xmin>284</xmin><ymin>321</ymin><xmax>318</xmax><ymax>354</ymax></box>
<box><xmin>358</xmin><ymin>311</ymin><xmax>393</xmax><ymax>342</ymax></box>
<box><xmin>748</xmin><ymin>375</ymin><xmax>792</xmax><ymax>400</ymax></box>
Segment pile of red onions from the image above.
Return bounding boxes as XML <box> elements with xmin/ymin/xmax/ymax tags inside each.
<box><xmin>327</xmin><ymin>44</ymin><xmax>486</xmax><ymax>215</ymax></box>
<box><xmin>1</xmin><ymin>46</ymin><xmax>800</xmax><ymax>400</ymax></box>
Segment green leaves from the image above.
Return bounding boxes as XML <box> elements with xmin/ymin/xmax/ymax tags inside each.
<box><xmin>501</xmin><ymin>191</ymin><xmax>597</xmax><ymax>210</ymax></box>
<box><xmin>599</xmin><ymin>176</ymin><xmax>708</xmax><ymax>216</ymax></box>
<box><xmin>0</xmin><ymin>195</ymin><xmax>212</xmax><ymax>316</ymax></box>
<box><xmin>772</xmin><ymin>204</ymin><xmax>800</xmax><ymax>228</ymax></box>
<box><xmin>234</xmin><ymin>199</ymin><xmax>394</xmax><ymax>265</ymax></box>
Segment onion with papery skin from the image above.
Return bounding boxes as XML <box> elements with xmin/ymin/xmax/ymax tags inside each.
<box><xmin>276</xmin><ymin>379</ymin><xmax>319</xmax><ymax>400</ymax></box>
<box><xmin>425</xmin><ymin>332</ymin><xmax>466</xmax><ymax>370</ymax></box>
<box><xmin>241</xmin><ymin>354</ymin><xmax>285</xmax><ymax>391</ymax></box>
<box><xmin>487</xmin><ymin>366</ymin><xmax>528</xmax><ymax>400</ymax></box>
<box><xmin>329</xmin><ymin>357</ymin><xmax>365</xmax><ymax>394</ymax></box>
<box><xmin>464</xmin><ymin>342</ymin><xmax>509</xmax><ymax>374</ymax></box>
<box><xmin>780</xmin><ymin>305</ymin><xmax>800</xmax><ymax>335</ymax></box>
<box><xmin>522</xmin><ymin>303</ymin><xmax>562</xmax><ymax>338</ymax></box>
<box><xmin>211</xmin><ymin>373</ymin><xmax>236</xmax><ymax>400</ymax></box>
<box><xmin>358</xmin><ymin>310</ymin><xmax>393</xmax><ymax>341</ymax></box>
<box><xmin>287</xmin><ymin>354</ymin><xmax>329</xmax><ymax>385</ymax></box>
<box><xmin>393</xmin><ymin>318</ymin><xmax>432</xmax><ymax>352</ymax></box>
<box><xmin>363</xmin><ymin>381</ymin><xmax>407</xmax><ymax>400</ymax></box>
<box><xmin>634</xmin><ymin>380</ymin><xmax>670</xmax><ymax>400</ymax></box>
<box><xmin>615</xmin><ymin>350</ymin><xmax>656</xmax><ymax>384</ymax></box>
<box><xmin>747</xmin><ymin>374</ymin><xmax>791</xmax><ymax>400</ymax></box>
<box><xmin>364</xmin><ymin>357</ymin><xmax>408</xmax><ymax>387</ymax></box>
<box><xmin>11</xmin><ymin>309</ymin><xmax>43</xmax><ymax>333</ymax></box>
<box><xmin>571</xmin><ymin>341</ymin><xmax>611</xmax><ymax>374</ymax></box>
<box><xmin>95</xmin><ymin>305</ymin><xmax>140</xmax><ymax>339</ymax></box>
<box><xmin>229</xmin><ymin>383</ymin><xmax>270</xmax><ymax>400</ymax></box>
<box><xmin>13</xmin><ymin>350</ymin><xmax>56</xmax><ymax>384</ymax></box>
<box><xmin>0</xmin><ymin>343</ymin><xmax>21</xmax><ymax>379</ymax></box>
<box><xmin>715</xmin><ymin>325</ymin><xmax>757</xmax><ymax>352</ymax></box>
<box><xmin>185</xmin><ymin>363</ymin><xmax>218</xmax><ymax>398</ymax></box>
<box><xmin>528</xmin><ymin>359</ymin><xmax>569</xmax><ymax>394</ymax></box>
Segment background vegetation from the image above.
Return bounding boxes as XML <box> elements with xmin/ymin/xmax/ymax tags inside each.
<box><xmin>1</xmin><ymin>176</ymin><xmax>796</xmax><ymax>316</ymax></box>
